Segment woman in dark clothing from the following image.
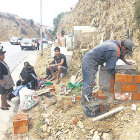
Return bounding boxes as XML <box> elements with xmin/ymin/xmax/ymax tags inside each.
<box><xmin>12</xmin><ymin>62</ymin><xmax>38</xmax><ymax>97</ymax></box>
<box><xmin>16</xmin><ymin>62</ymin><xmax>37</xmax><ymax>89</ymax></box>
<box><xmin>0</xmin><ymin>47</ymin><xmax>15</xmax><ymax>110</ymax></box>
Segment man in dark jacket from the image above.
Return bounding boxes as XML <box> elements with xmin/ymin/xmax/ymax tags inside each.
<box><xmin>81</xmin><ymin>39</ymin><xmax>135</xmax><ymax>102</ymax></box>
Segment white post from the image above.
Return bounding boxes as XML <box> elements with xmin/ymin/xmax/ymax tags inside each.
<box><xmin>40</xmin><ymin>0</ymin><xmax>43</xmax><ymax>55</ymax></box>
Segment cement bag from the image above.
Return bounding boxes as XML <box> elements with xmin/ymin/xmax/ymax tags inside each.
<box><xmin>19</xmin><ymin>87</ymin><xmax>35</xmax><ymax>103</ymax></box>
<box><xmin>19</xmin><ymin>87</ymin><xmax>38</xmax><ymax>111</ymax></box>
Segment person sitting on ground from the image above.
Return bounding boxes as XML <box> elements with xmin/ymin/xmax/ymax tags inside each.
<box><xmin>13</xmin><ymin>62</ymin><xmax>38</xmax><ymax>97</ymax></box>
<box><xmin>45</xmin><ymin>68</ymin><xmax>52</xmax><ymax>80</ymax></box>
<box><xmin>16</xmin><ymin>61</ymin><xmax>37</xmax><ymax>88</ymax></box>
<box><xmin>47</xmin><ymin>47</ymin><xmax>67</xmax><ymax>84</ymax></box>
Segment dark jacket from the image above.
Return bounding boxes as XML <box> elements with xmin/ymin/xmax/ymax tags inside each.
<box><xmin>0</xmin><ymin>61</ymin><xmax>8</xmax><ymax>80</ymax></box>
<box><xmin>20</xmin><ymin>66</ymin><xmax>37</xmax><ymax>89</ymax></box>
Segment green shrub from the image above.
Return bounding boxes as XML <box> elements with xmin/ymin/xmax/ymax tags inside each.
<box><xmin>135</xmin><ymin>0</ymin><xmax>140</xmax><ymax>27</ymax></box>
<box><xmin>52</xmin><ymin>12</ymin><xmax>66</xmax><ymax>36</ymax></box>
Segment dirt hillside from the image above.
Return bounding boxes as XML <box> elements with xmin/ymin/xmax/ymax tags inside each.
<box><xmin>57</xmin><ymin>0</ymin><xmax>140</xmax><ymax>70</ymax></box>
<box><xmin>0</xmin><ymin>12</ymin><xmax>40</xmax><ymax>41</ymax></box>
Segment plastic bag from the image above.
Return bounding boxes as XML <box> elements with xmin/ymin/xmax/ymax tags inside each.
<box><xmin>68</xmin><ymin>82</ymin><xmax>83</xmax><ymax>89</ymax></box>
<box><xmin>20</xmin><ymin>95</ymin><xmax>38</xmax><ymax>111</ymax></box>
<box><xmin>19</xmin><ymin>87</ymin><xmax>38</xmax><ymax>111</ymax></box>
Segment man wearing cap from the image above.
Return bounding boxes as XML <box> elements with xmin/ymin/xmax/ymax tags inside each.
<box><xmin>0</xmin><ymin>46</ymin><xmax>15</xmax><ymax>110</ymax></box>
<box><xmin>81</xmin><ymin>39</ymin><xmax>135</xmax><ymax>103</ymax></box>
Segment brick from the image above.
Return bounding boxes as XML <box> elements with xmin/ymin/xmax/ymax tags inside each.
<box><xmin>121</xmin><ymin>84</ymin><xmax>137</xmax><ymax>92</ymax></box>
<box><xmin>92</xmin><ymin>91</ymin><xmax>98</xmax><ymax>99</ymax></box>
<box><xmin>132</xmin><ymin>93</ymin><xmax>140</xmax><ymax>100</ymax></box>
<box><xmin>110</xmin><ymin>78</ymin><xmax>115</xmax><ymax>86</ymax></box>
<box><xmin>14</xmin><ymin>114</ymin><xmax>28</xmax><ymax>120</ymax></box>
<box><xmin>134</xmin><ymin>75</ymin><xmax>140</xmax><ymax>83</ymax></box>
<box><xmin>13</xmin><ymin>119</ymin><xmax>28</xmax><ymax>128</ymax></box>
<box><xmin>100</xmin><ymin>104</ymin><xmax>104</xmax><ymax>112</ymax></box>
<box><xmin>14</xmin><ymin>126</ymin><xmax>28</xmax><ymax>134</ymax></box>
<box><xmin>46</xmin><ymin>86</ymin><xmax>55</xmax><ymax>92</ymax></box>
<box><xmin>73</xmin><ymin>118</ymin><xmax>79</xmax><ymax>124</ymax></box>
<box><xmin>13</xmin><ymin>114</ymin><xmax>28</xmax><ymax>133</ymax></box>
<box><xmin>114</xmin><ymin>92</ymin><xmax>132</xmax><ymax>100</ymax></box>
<box><xmin>110</xmin><ymin>86</ymin><xmax>114</xmax><ymax>93</ymax></box>
<box><xmin>115</xmin><ymin>74</ymin><xmax>133</xmax><ymax>83</ymax></box>
<box><xmin>75</xmin><ymin>96</ymin><xmax>82</xmax><ymax>100</ymax></box>
<box><xmin>114</xmin><ymin>85</ymin><xmax>116</xmax><ymax>92</ymax></box>
<box><xmin>97</xmin><ymin>90</ymin><xmax>106</xmax><ymax>99</ymax></box>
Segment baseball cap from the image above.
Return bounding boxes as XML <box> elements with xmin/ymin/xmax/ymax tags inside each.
<box><xmin>124</xmin><ymin>39</ymin><xmax>134</xmax><ymax>56</ymax></box>
<box><xmin>124</xmin><ymin>39</ymin><xmax>134</xmax><ymax>52</ymax></box>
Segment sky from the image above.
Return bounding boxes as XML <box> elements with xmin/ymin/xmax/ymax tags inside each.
<box><xmin>0</xmin><ymin>0</ymin><xmax>78</xmax><ymax>28</ymax></box>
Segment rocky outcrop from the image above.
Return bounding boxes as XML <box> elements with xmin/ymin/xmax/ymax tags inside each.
<box><xmin>57</xmin><ymin>0</ymin><xmax>140</xmax><ymax>70</ymax></box>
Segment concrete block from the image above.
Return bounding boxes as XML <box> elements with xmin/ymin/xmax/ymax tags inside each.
<box><xmin>66</xmin><ymin>36</ymin><xmax>73</xmax><ymax>51</ymax></box>
<box><xmin>97</xmin><ymin>59</ymin><xmax>135</xmax><ymax>90</ymax></box>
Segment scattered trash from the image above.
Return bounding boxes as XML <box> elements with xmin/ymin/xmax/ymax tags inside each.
<box><xmin>72</xmin><ymin>94</ymin><xmax>76</xmax><ymax>103</ymax></box>
<box><xmin>131</xmin><ymin>104</ymin><xmax>137</xmax><ymax>111</ymax></box>
<box><xmin>60</xmin><ymin>73</ymin><xmax>65</xmax><ymax>78</ymax></box>
<box><xmin>68</xmin><ymin>82</ymin><xmax>83</xmax><ymax>90</ymax></box>
<box><xmin>60</xmin><ymin>85</ymin><xmax>67</xmax><ymax>95</ymax></box>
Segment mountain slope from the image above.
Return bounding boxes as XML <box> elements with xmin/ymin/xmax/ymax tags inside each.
<box><xmin>0</xmin><ymin>12</ymin><xmax>40</xmax><ymax>41</ymax></box>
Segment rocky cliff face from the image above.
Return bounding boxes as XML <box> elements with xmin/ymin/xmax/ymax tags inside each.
<box><xmin>57</xmin><ymin>0</ymin><xmax>140</xmax><ymax>70</ymax></box>
<box><xmin>0</xmin><ymin>12</ymin><xmax>40</xmax><ymax>41</ymax></box>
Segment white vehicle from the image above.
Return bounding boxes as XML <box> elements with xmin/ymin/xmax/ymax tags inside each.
<box><xmin>20</xmin><ymin>38</ymin><xmax>37</xmax><ymax>50</ymax></box>
<box><xmin>10</xmin><ymin>37</ymin><xmax>22</xmax><ymax>45</ymax></box>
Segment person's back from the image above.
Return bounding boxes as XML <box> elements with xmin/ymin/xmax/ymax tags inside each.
<box><xmin>86</xmin><ymin>40</ymin><xmax>118</xmax><ymax>64</ymax></box>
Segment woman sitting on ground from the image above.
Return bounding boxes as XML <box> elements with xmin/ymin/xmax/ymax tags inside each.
<box><xmin>12</xmin><ymin>62</ymin><xmax>38</xmax><ymax>97</ymax></box>
<box><xmin>16</xmin><ymin>61</ymin><xmax>37</xmax><ymax>88</ymax></box>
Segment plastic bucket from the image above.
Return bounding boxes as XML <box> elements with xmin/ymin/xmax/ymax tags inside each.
<box><xmin>81</xmin><ymin>99</ymin><xmax>102</xmax><ymax>117</ymax></box>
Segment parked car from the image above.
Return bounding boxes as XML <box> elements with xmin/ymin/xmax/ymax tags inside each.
<box><xmin>10</xmin><ymin>37</ymin><xmax>22</xmax><ymax>45</ymax></box>
<box><xmin>42</xmin><ymin>36</ymin><xmax>48</xmax><ymax>43</ymax></box>
<box><xmin>20</xmin><ymin>38</ymin><xmax>37</xmax><ymax>50</ymax></box>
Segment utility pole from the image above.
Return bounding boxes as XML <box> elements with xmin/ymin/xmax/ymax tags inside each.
<box><xmin>40</xmin><ymin>0</ymin><xmax>43</xmax><ymax>55</ymax></box>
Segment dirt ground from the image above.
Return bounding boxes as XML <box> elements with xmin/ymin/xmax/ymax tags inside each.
<box><xmin>7</xmin><ymin>47</ymin><xmax>140</xmax><ymax>140</ymax></box>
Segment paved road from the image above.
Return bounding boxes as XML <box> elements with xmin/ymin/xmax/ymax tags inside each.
<box><xmin>0</xmin><ymin>42</ymin><xmax>39</xmax><ymax>139</ymax></box>
<box><xmin>1</xmin><ymin>42</ymin><xmax>38</xmax><ymax>73</ymax></box>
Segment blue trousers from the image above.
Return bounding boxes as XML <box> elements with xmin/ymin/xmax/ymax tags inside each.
<box><xmin>82</xmin><ymin>54</ymin><xmax>98</xmax><ymax>101</ymax></box>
